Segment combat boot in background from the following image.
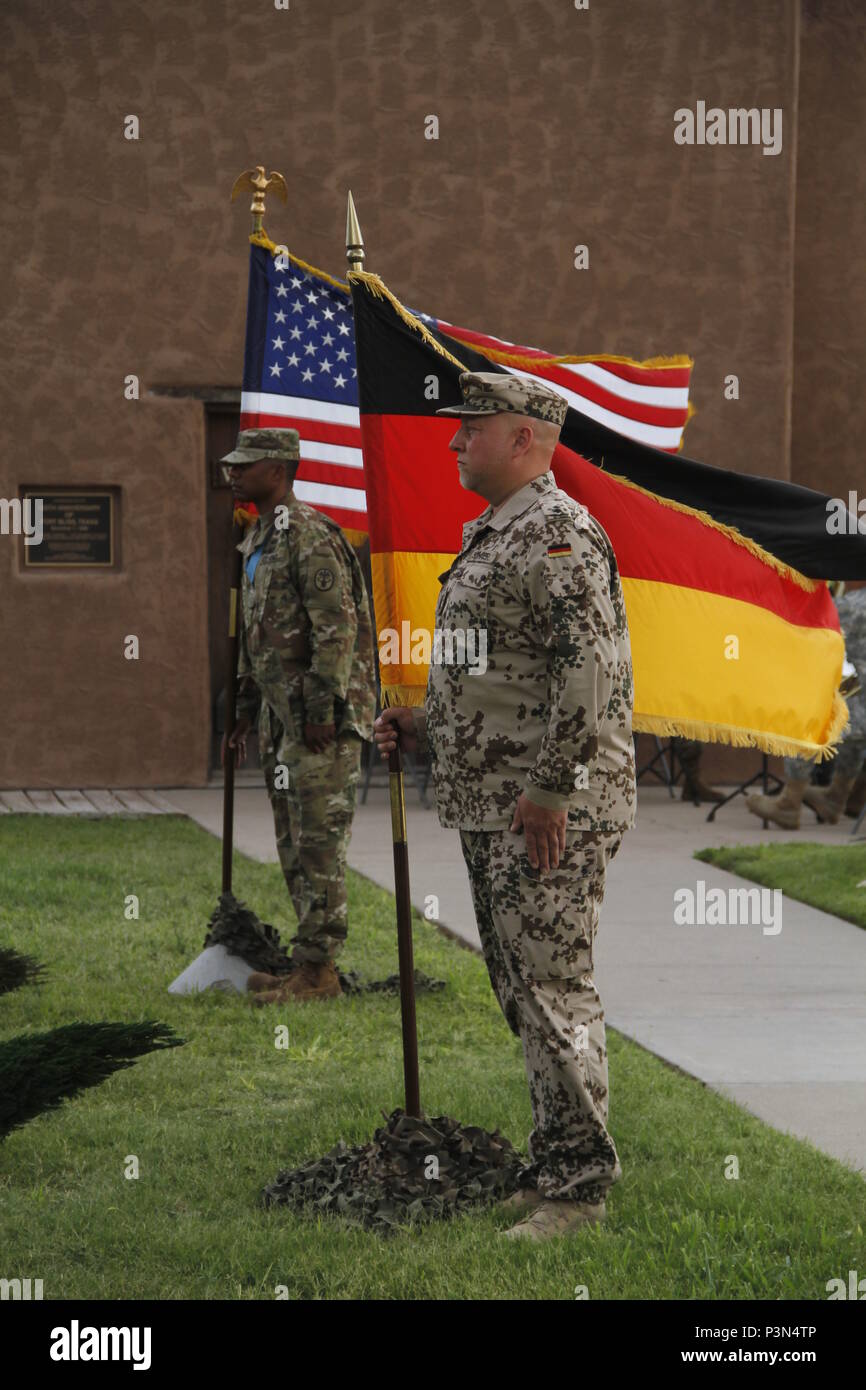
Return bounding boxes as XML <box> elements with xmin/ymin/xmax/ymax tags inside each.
<box><xmin>675</xmin><ymin>738</ymin><xmax>724</xmax><ymax>804</ymax></box>
<box><xmin>251</xmin><ymin>961</ymin><xmax>342</xmax><ymax>1005</ymax></box>
<box><xmin>802</xmin><ymin>771</ymin><xmax>858</xmax><ymax>825</ymax></box>
<box><xmin>745</xmin><ymin>777</ymin><xmax>808</xmax><ymax>829</ymax></box>
<box><xmin>845</xmin><ymin>768</ymin><xmax>866</xmax><ymax>818</ymax></box>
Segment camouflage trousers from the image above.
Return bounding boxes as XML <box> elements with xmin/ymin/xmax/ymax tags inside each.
<box><xmin>784</xmin><ymin>689</ymin><xmax>866</xmax><ymax>781</ymax></box>
<box><xmin>459</xmin><ymin>826</ymin><xmax>625</xmax><ymax>1204</ymax></box>
<box><xmin>259</xmin><ymin>707</ymin><xmax>362</xmax><ymax>965</ymax></box>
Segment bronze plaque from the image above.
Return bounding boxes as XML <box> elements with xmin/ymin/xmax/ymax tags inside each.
<box><xmin>23</xmin><ymin>491</ymin><xmax>114</xmax><ymax>568</ymax></box>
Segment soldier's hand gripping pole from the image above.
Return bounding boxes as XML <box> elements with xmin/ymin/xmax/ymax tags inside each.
<box><xmin>221</xmin><ymin>529</ymin><xmax>243</xmax><ymax>893</ymax></box>
<box><xmin>389</xmin><ymin>744</ymin><xmax>422</xmax><ymax>1118</ymax></box>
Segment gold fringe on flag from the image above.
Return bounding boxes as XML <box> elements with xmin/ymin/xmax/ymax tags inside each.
<box><xmin>348</xmin><ymin>270</ymin><xmax>468</xmax><ymax>370</ymax></box>
<box><xmin>605</xmin><ymin>472</ymin><xmax>822</xmax><ymax>595</ymax></box>
<box><xmin>250</xmin><ymin>237</ymin><xmax>695</xmax><ymax>430</ymax></box>
<box><xmin>349</xmin><ymin>270</ymin><xmax>820</xmax><ymax>593</ymax></box>
<box><xmin>676</xmin><ymin>399</ymin><xmax>698</xmax><ymax>449</ymax></box>
<box><xmin>373</xmin><ymin>695</ymin><xmax>850</xmax><ymax>756</ymax></box>
<box><xmin>254</xmin><ymin>244</ymin><xmax>817</xmax><ymax>592</ymax></box>
<box><xmin>380</xmin><ymin>685</ymin><xmax>428</xmax><ymax>710</ymax></box>
<box><xmin>249</xmin><ymin>232</ymin><xmax>351</xmax><ymax>293</ymax></box>
<box><xmin>634</xmin><ymin>689</ymin><xmax>849</xmax><ymax>762</ymax></box>
<box><xmin>447</xmin><ymin>341</ymin><xmax>694</xmax><ymax>372</ymax></box>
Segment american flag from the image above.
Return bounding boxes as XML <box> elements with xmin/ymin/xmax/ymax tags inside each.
<box><xmin>239</xmin><ymin>245</ymin><xmax>693</xmax><ymax>536</ymax></box>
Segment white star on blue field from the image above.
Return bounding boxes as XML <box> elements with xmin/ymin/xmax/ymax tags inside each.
<box><xmin>264</xmin><ymin>257</ymin><xmax>358</xmax><ymax>401</ymax></box>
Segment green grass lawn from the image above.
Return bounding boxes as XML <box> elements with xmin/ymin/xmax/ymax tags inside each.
<box><xmin>0</xmin><ymin>814</ymin><xmax>863</xmax><ymax>1300</ymax></box>
<box><xmin>695</xmin><ymin>841</ymin><xmax>866</xmax><ymax>932</ymax></box>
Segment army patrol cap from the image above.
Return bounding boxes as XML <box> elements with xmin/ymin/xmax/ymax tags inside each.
<box><xmin>436</xmin><ymin>371</ymin><xmax>568</xmax><ymax>426</ymax></box>
<box><xmin>221</xmin><ymin>427</ymin><xmax>300</xmax><ymax>465</ymax></box>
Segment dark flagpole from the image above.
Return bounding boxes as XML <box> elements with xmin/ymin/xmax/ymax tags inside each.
<box><xmin>346</xmin><ymin>191</ymin><xmax>421</xmax><ymax>1118</ymax></box>
<box><xmin>221</xmin><ymin>536</ymin><xmax>243</xmax><ymax>892</ymax></box>
<box><xmin>223</xmin><ymin>166</ymin><xmax>288</xmax><ymax>891</ymax></box>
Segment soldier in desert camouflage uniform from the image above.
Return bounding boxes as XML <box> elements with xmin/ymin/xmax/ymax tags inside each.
<box><xmin>374</xmin><ymin>372</ymin><xmax>636</xmax><ymax>1241</ymax></box>
<box><xmin>747</xmin><ymin>580</ymin><xmax>866</xmax><ymax>829</ymax></box>
<box><xmin>221</xmin><ymin>428</ymin><xmax>375</xmax><ymax>1002</ymax></box>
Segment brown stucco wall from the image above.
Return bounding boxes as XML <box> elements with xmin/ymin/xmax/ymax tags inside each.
<box><xmin>0</xmin><ymin>0</ymin><xmax>821</xmax><ymax>787</ymax></box>
<box><xmin>791</xmin><ymin>1</ymin><xmax>866</xmax><ymax>501</ymax></box>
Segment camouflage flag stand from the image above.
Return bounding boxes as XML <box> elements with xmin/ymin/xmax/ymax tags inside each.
<box><xmin>263</xmin><ymin>1108</ymin><xmax>523</xmax><ymax>1233</ymax></box>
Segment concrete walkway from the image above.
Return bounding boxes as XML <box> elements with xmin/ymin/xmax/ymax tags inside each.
<box><xmin>149</xmin><ymin>780</ymin><xmax>866</xmax><ymax>1176</ymax></box>
<box><xmin>0</xmin><ymin>788</ymin><xmax>177</xmax><ymax>815</ymax></box>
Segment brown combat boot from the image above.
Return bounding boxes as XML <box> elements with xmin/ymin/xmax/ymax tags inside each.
<box><xmin>680</xmin><ymin>770</ymin><xmax>725</xmax><ymax>804</ymax></box>
<box><xmin>845</xmin><ymin>769</ymin><xmax>866</xmax><ymax>818</ymax></box>
<box><xmin>677</xmin><ymin>744</ymin><xmax>724</xmax><ymax>803</ymax></box>
<box><xmin>803</xmin><ymin>771</ymin><xmax>858</xmax><ymax>825</ymax></box>
<box><xmin>246</xmin><ymin>971</ymin><xmax>288</xmax><ymax>994</ymax></box>
<box><xmin>251</xmin><ymin>961</ymin><xmax>342</xmax><ymax>1005</ymax></box>
<box><xmin>745</xmin><ymin>777</ymin><xmax>808</xmax><ymax>829</ymax></box>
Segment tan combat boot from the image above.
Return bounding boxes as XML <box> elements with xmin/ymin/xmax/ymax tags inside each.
<box><xmin>845</xmin><ymin>769</ymin><xmax>866</xmax><ymax>818</ymax></box>
<box><xmin>745</xmin><ymin>778</ymin><xmax>808</xmax><ymax>829</ymax></box>
<box><xmin>251</xmin><ymin>961</ymin><xmax>342</xmax><ymax>1005</ymax></box>
<box><xmin>499</xmin><ymin>1188</ymin><xmax>545</xmax><ymax>1215</ymax></box>
<box><xmin>500</xmin><ymin>1198</ymin><xmax>606</xmax><ymax>1242</ymax></box>
<box><xmin>803</xmin><ymin>771</ymin><xmax>858</xmax><ymax>825</ymax></box>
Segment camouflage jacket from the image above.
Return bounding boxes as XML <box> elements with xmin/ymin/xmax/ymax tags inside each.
<box><xmin>415</xmin><ymin>471</ymin><xmax>637</xmax><ymax>831</ymax></box>
<box><xmin>838</xmin><ymin>587</ymin><xmax>866</xmax><ymax>741</ymax></box>
<box><xmin>235</xmin><ymin>492</ymin><xmax>375</xmax><ymax>741</ymax></box>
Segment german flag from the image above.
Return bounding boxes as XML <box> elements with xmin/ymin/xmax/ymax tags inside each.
<box><xmin>350</xmin><ymin>272</ymin><xmax>863</xmax><ymax>758</ymax></box>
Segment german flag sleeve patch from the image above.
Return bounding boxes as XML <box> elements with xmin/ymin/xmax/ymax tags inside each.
<box><xmin>547</xmin><ymin>543</ymin><xmax>573</xmax><ymax>557</ymax></box>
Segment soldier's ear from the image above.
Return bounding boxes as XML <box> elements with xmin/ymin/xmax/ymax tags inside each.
<box><xmin>511</xmin><ymin>421</ymin><xmax>534</xmax><ymax>458</ymax></box>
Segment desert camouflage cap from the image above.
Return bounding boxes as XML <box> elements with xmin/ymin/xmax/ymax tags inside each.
<box><xmin>436</xmin><ymin>371</ymin><xmax>568</xmax><ymax>426</ymax></box>
<box><xmin>221</xmin><ymin>427</ymin><xmax>300</xmax><ymax>465</ymax></box>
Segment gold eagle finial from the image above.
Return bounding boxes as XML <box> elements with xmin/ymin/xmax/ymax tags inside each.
<box><xmin>230</xmin><ymin>166</ymin><xmax>288</xmax><ymax>236</ymax></box>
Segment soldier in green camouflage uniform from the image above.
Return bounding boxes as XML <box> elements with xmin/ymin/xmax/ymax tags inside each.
<box><xmin>221</xmin><ymin>428</ymin><xmax>375</xmax><ymax>1002</ymax></box>
<box><xmin>747</xmin><ymin>581</ymin><xmax>866</xmax><ymax>829</ymax></box>
<box><xmin>375</xmin><ymin>372</ymin><xmax>636</xmax><ymax>1240</ymax></box>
